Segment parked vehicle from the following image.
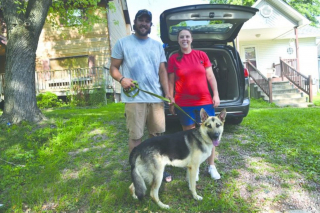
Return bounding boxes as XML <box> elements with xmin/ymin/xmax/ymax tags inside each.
<box><xmin>160</xmin><ymin>4</ymin><xmax>258</xmax><ymax>125</ymax></box>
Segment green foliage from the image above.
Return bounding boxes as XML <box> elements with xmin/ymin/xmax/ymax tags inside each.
<box><xmin>250</xmin><ymin>97</ymin><xmax>278</xmax><ymax>108</ymax></box>
<box><xmin>313</xmin><ymin>92</ymin><xmax>320</xmax><ymax>106</ymax></box>
<box><xmin>45</xmin><ymin>0</ymin><xmax>116</xmax><ymax>34</ymax></box>
<box><xmin>36</xmin><ymin>92</ymin><xmax>65</xmax><ymax>109</ymax></box>
<box><xmin>13</xmin><ymin>0</ymin><xmax>27</xmax><ymax>14</ymax></box>
<box><xmin>242</xmin><ymin>107</ymin><xmax>320</xmax><ymax>182</ymax></box>
<box><xmin>286</xmin><ymin>0</ymin><xmax>320</xmax><ymax>26</ymax></box>
<box><xmin>66</xmin><ymin>82</ymin><xmax>107</xmax><ymax>107</ymax></box>
<box><xmin>209</xmin><ymin>0</ymin><xmax>255</xmax><ymax>5</ymax></box>
<box><xmin>67</xmin><ymin>84</ymin><xmax>90</xmax><ymax>107</ymax></box>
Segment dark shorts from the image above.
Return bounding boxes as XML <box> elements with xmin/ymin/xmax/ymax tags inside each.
<box><xmin>176</xmin><ymin>104</ymin><xmax>215</xmax><ymax>126</ymax></box>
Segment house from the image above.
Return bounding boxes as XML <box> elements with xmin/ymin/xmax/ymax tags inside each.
<box><xmin>0</xmin><ymin>0</ymin><xmax>131</xmax><ymax>102</ymax></box>
<box><xmin>237</xmin><ymin>0</ymin><xmax>320</xmax><ymax>97</ymax></box>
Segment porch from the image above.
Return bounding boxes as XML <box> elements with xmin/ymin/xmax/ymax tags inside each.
<box><xmin>247</xmin><ymin>58</ymin><xmax>314</xmax><ymax>107</ymax></box>
<box><xmin>0</xmin><ymin>67</ymin><xmax>119</xmax><ymax>102</ymax></box>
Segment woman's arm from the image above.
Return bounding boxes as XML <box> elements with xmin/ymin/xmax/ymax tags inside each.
<box><xmin>206</xmin><ymin>66</ymin><xmax>220</xmax><ymax>108</ymax></box>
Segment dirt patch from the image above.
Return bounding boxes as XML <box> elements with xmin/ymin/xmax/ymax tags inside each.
<box><xmin>218</xmin><ymin>131</ymin><xmax>320</xmax><ymax>213</ymax></box>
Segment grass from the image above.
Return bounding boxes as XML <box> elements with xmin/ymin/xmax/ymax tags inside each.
<box><xmin>0</xmin><ymin>97</ymin><xmax>319</xmax><ymax>212</ymax></box>
<box><xmin>313</xmin><ymin>91</ymin><xmax>320</xmax><ymax>106</ymax></box>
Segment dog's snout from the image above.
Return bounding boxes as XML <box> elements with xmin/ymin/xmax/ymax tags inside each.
<box><xmin>213</xmin><ymin>132</ymin><xmax>220</xmax><ymax>139</ymax></box>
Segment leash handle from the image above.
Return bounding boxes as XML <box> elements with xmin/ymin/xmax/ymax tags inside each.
<box><xmin>123</xmin><ymin>81</ymin><xmax>200</xmax><ymax>125</ymax></box>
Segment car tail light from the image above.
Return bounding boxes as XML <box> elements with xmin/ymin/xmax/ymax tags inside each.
<box><xmin>244</xmin><ymin>68</ymin><xmax>249</xmax><ymax>78</ymax></box>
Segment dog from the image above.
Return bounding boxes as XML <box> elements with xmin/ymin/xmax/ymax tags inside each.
<box><xmin>129</xmin><ymin>108</ymin><xmax>227</xmax><ymax>209</ymax></box>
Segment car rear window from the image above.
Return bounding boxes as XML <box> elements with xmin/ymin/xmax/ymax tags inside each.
<box><xmin>169</xmin><ymin>20</ymin><xmax>233</xmax><ymax>35</ymax></box>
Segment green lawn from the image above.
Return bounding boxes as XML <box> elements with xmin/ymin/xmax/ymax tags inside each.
<box><xmin>0</xmin><ymin>99</ymin><xmax>319</xmax><ymax>212</ymax></box>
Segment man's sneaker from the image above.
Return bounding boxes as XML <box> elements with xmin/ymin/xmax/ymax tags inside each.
<box><xmin>208</xmin><ymin>165</ymin><xmax>221</xmax><ymax>180</ymax></box>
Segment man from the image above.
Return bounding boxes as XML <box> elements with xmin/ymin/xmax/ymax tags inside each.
<box><xmin>109</xmin><ymin>9</ymin><xmax>173</xmax><ymax>181</ymax></box>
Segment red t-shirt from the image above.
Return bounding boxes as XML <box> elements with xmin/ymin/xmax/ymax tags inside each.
<box><xmin>168</xmin><ymin>50</ymin><xmax>212</xmax><ymax>107</ymax></box>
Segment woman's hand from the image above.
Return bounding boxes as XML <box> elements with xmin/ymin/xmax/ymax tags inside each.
<box><xmin>169</xmin><ymin>104</ymin><xmax>175</xmax><ymax>115</ymax></box>
<box><xmin>212</xmin><ymin>96</ymin><xmax>220</xmax><ymax>108</ymax></box>
<box><xmin>168</xmin><ymin>97</ymin><xmax>175</xmax><ymax>115</ymax></box>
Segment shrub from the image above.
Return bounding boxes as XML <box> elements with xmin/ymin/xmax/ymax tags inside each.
<box><xmin>37</xmin><ymin>92</ymin><xmax>64</xmax><ymax>109</ymax></box>
<box><xmin>67</xmin><ymin>81</ymin><xmax>107</xmax><ymax>107</ymax></box>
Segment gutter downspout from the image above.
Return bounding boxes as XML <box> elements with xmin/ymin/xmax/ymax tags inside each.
<box><xmin>105</xmin><ymin>2</ymin><xmax>116</xmax><ymax>102</ymax></box>
<box><xmin>294</xmin><ymin>26</ymin><xmax>300</xmax><ymax>71</ymax></box>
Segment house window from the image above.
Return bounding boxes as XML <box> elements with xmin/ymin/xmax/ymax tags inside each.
<box><xmin>50</xmin><ymin>56</ymin><xmax>88</xmax><ymax>70</ymax></box>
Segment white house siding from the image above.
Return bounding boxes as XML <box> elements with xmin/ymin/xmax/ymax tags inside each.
<box><xmin>240</xmin><ymin>39</ymin><xmax>297</xmax><ymax>75</ymax></box>
<box><xmin>298</xmin><ymin>38</ymin><xmax>318</xmax><ymax>77</ymax></box>
<box><xmin>245</xmin><ymin>0</ymin><xmax>297</xmax><ymax>29</ymax></box>
<box><xmin>240</xmin><ymin>38</ymin><xmax>319</xmax><ymax>94</ymax></box>
<box><xmin>108</xmin><ymin>0</ymin><xmax>130</xmax><ymax>50</ymax></box>
<box><xmin>107</xmin><ymin>0</ymin><xmax>131</xmax><ymax>94</ymax></box>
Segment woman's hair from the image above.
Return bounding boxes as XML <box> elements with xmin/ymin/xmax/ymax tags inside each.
<box><xmin>176</xmin><ymin>29</ymin><xmax>193</xmax><ymax>61</ymax></box>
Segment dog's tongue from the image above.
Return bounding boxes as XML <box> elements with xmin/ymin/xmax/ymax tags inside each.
<box><xmin>213</xmin><ymin>139</ymin><xmax>220</xmax><ymax>146</ymax></box>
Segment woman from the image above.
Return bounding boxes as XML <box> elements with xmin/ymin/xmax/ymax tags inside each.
<box><xmin>167</xmin><ymin>29</ymin><xmax>221</xmax><ymax>180</ymax></box>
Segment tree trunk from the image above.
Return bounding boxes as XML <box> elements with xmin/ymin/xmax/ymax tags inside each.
<box><xmin>0</xmin><ymin>0</ymin><xmax>52</xmax><ymax>124</ymax></box>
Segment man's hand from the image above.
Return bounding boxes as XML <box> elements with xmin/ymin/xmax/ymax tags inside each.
<box><xmin>120</xmin><ymin>78</ymin><xmax>135</xmax><ymax>90</ymax></box>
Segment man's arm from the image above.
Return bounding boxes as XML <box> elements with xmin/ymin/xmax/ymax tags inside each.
<box><xmin>159</xmin><ymin>62</ymin><xmax>174</xmax><ymax>103</ymax></box>
<box><xmin>110</xmin><ymin>57</ymin><xmax>134</xmax><ymax>90</ymax></box>
<box><xmin>168</xmin><ymin>72</ymin><xmax>175</xmax><ymax>114</ymax></box>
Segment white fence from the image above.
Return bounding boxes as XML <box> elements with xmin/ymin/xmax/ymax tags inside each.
<box><xmin>35</xmin><ymin>67</ymin><xmax>115</xmax><ymax>96</ymax></box>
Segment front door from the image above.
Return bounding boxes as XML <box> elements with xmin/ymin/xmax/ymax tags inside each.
<box><xmin>243</xmin><ymin>46</ymin><xmax>257</xmax><ymax>67</ymax></box>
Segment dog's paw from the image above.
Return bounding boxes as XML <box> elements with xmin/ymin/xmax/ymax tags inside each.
<box><xmin>132</xmin><ymin>194</ymin><xmax>138</xmax><ymax>199</ymax></box>
<box><xmin>193</xmin><ymin>194</ymin><xmax>203</xmax><ymax>200</ymax></box>
<box><xmin>158</xmin><ymin>202</ymin><xmax>170</xmax><ymax>209</ymax></box>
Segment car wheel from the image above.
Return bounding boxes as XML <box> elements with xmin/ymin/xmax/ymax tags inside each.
<box><xmin>227</xmin><ymin>117</ymin><xmax>243</xmax><ymax>125</ymax></box>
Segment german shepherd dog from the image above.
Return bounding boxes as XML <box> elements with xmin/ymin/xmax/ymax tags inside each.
<box><xmin>129</xmin><ymin>108</ymin><xmax>227</xmax><ymax>209</ymax></box>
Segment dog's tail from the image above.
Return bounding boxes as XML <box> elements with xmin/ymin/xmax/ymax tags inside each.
<box><xmin>130</xmin><ymin>150</ymin><xmax>147</xmax><ymax>200</ymax></box>
<box><xmin>131</xmin><ymin>165</ymin><xmax>147</xmax><ymax>200</ymax></box>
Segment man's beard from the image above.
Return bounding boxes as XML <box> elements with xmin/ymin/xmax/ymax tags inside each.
<box><xmin>135</xmin><ymin>26</ymin><xmax>151</xmax><ymax>36</ymax></box>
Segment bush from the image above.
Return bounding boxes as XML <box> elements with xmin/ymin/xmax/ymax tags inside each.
<box><xmin>37</xmin><ymin>92</ymin><xmax>64</xmax><ymax>109</ymax></box>
<box><xmin>67</xmin><ymin>82</ymin><xmax>107</xmax><ymax>107</ymax></box>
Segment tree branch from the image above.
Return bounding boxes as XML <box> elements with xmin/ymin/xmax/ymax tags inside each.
<box><xmin>25</xmin><ymin>0</ymin><xmax>52</xmax><ymax>34</ymax></box>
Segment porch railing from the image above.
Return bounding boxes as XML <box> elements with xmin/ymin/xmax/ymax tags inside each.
<box><xmin>280</xmin><ymin>58</ymin><xmax>312</xmax><ymax>102</ymax></box>
<box><xmin>246</xmin><ymin>60</ymin><xmax>273</xmax><ymax>103</ymax></box>
<box><xmin>273</xmin><ymin>59</ymin><xmax>297</xmax><ymax>77</ymax></box>
<box><xmin>35</xmin><ymin>67</ymin><xmax>115</xmax><ymax>95</ymax></box>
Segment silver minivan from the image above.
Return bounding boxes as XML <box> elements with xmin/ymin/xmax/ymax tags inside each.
<box><xmin>160</xmin><ymin>4</ymin><xmax>258</xmax><ymax>124</ymax></box>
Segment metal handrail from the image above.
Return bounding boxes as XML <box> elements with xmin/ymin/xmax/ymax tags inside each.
<box><xmin>246</xmin><ymin>60</ymin><xmax>273</xmax><ymax>103</ymax></box>
<box><xmin>280</xmin><ymin>58</ymin><xmax>312</xmax><ymax>102</ymax></box>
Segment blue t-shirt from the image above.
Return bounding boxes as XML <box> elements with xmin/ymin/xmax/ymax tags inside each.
<box><xmin>111</xmin><ymin>35</ymin><xmax>167</xmax><ymax>103</ymax></box>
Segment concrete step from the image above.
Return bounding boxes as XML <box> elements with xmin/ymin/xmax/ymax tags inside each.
<box><xmin>250</xmin><ymin>81</ymin><xmax>312</xmax><ymax>107</ymax></box>
<box><xmin>275</xmin><ymin>102</ymin><xmax>314</xmax><ymax>108</ymax></box>
<box><xmin>272</xmin><ymin>88</ymin><xmax>300</xmax><ymax>94</ymax></box>
<box><xmin>272</xmin><ymin>93</ymin><xmax>303</xmax><ymax>99</ymax></box>
<box><xmin>261</xmin><ymin>96</ymin><xmax>306</xmax><ymax>103</ymax></box>
<box><xmin>272</xmin><ymin>83</ymin><xmax>294</xmax><ymax>90</ymax></box>
<box><xmin>272</xmin><ymin>97</ymin><xmax>307</xmax><ymax>104</ymax></box>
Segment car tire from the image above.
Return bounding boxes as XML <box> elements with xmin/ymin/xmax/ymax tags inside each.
<box><xmin>227</xmin><ymin>117</ymin><xmax>243</xmax><ymax>125</ymax></box>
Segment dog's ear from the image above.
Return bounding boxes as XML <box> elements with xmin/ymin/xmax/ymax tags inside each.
<box><xmin>200</xmin><ymin>108</ymin><xmax>209</xmax><ymax>123</ymax></box>
<box><xmin>218</xmin><ymin>108</ymin><xmax>227</xmax><ymax>122</ymax></box>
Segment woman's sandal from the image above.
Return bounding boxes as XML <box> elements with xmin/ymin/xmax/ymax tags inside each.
<box><xmin>163</xmin><ymin>171</ymin><xmax>173</xmax><ymax>183</ymax></box>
